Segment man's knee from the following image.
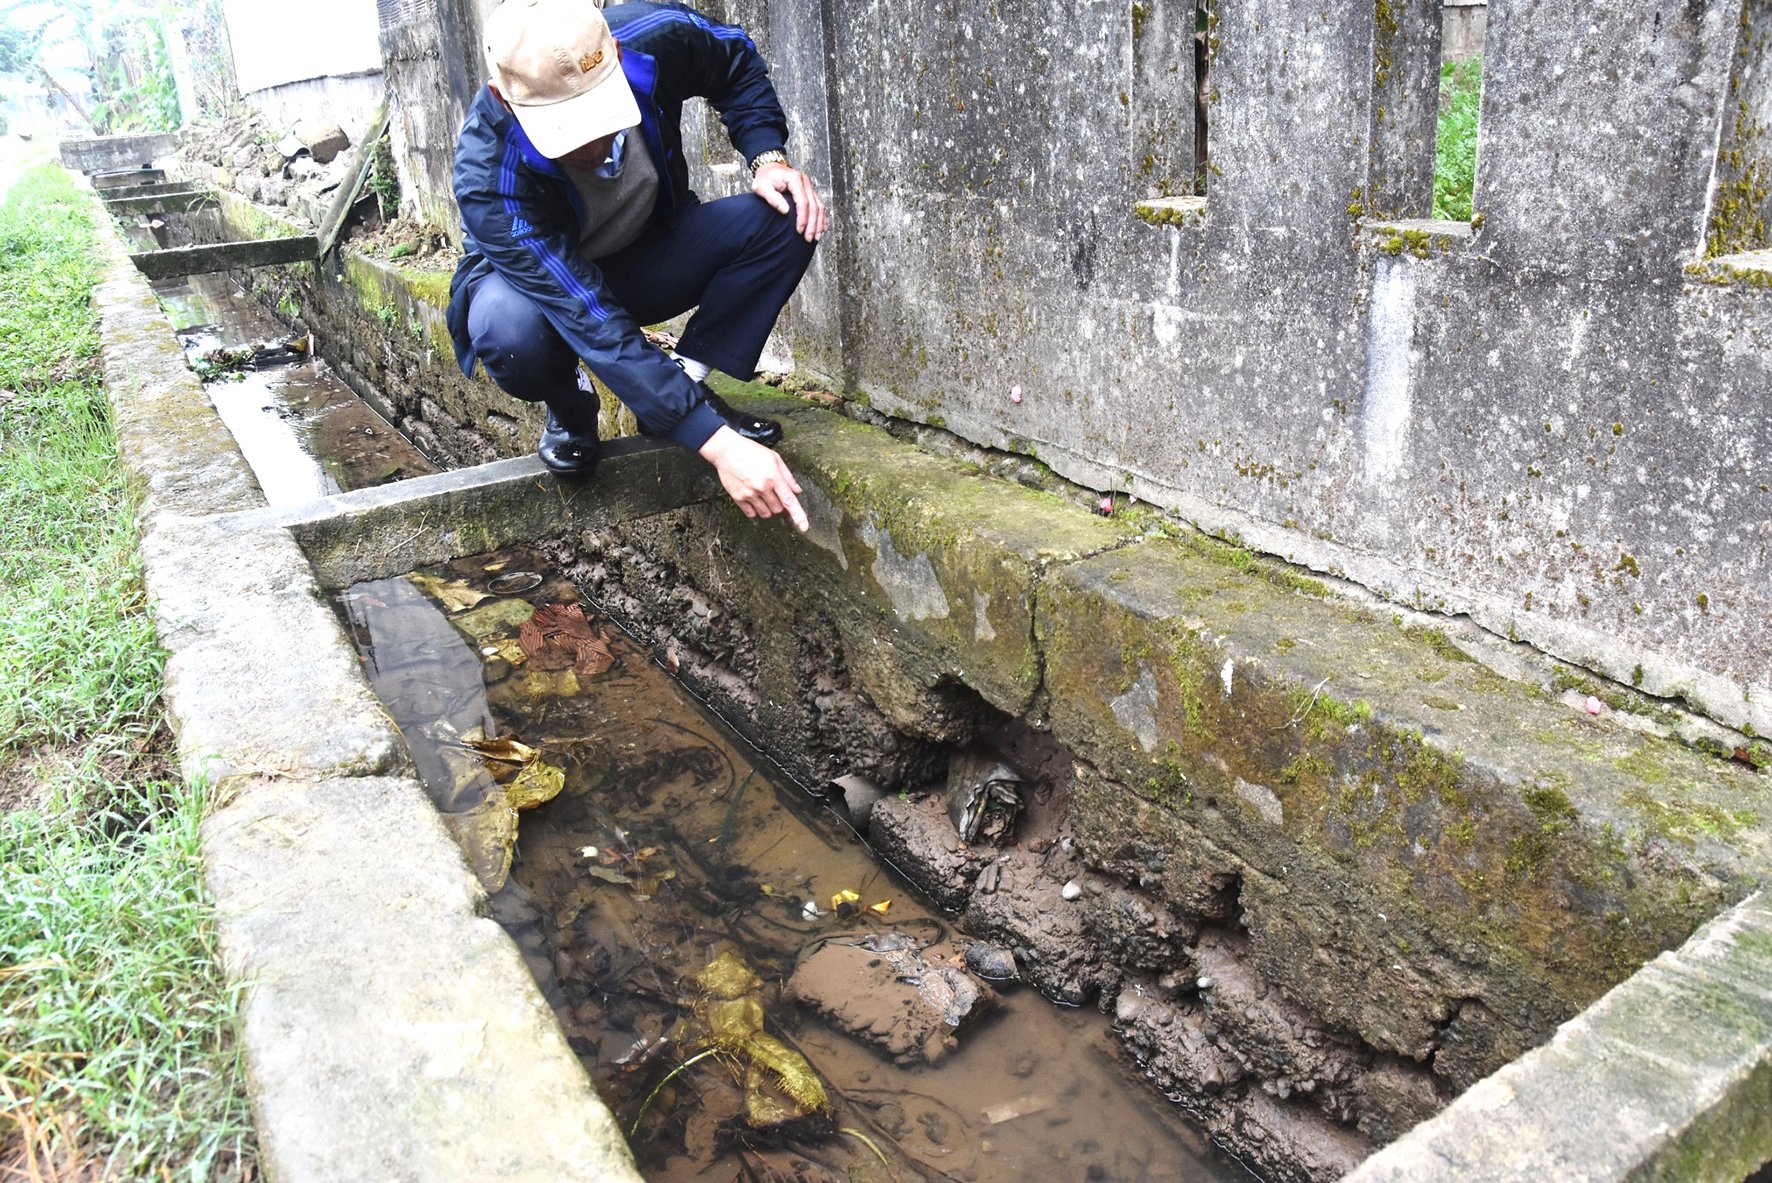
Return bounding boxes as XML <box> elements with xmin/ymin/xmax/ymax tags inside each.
<box><xmin>744</xmin><ymin>192</ymin><xmax>819</xmax><ymax>260</ymax></box>
<box><xmin>466</xmin><ymin>276</ymin><xmax>575</xmax><ymax>399</ymax></box>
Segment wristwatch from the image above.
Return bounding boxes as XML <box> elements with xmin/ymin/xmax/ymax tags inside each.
<box><xmin>748</xmin><ymin>149</ymin><xmax>791</xmax><ymax>175</ymax></box>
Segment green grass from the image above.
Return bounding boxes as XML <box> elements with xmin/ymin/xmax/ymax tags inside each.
<box><xmin>0</xmin><ymin>167</ymin><xmax>255</xmax><ymax>1179</ymax></box>
<box><xmin>1433</xmin><ymin>57</ymin><xmax>1482</xmax><ymax>223</ymax></box>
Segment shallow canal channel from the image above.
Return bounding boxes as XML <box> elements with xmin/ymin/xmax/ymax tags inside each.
<box><xmin>161</xmin><ymin>268</ymin><xmax>1255</xmax><ymax>1182</ymax></box>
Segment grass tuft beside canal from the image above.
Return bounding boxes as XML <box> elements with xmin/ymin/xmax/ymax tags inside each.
<box><xmin>0</xmin><ymin>166</ymin><xmax>255</xmax><ymax>1180</ymax></box>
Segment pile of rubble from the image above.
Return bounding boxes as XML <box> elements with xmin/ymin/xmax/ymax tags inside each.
<box><xmin>179</xmin><ymin>111</ymin><xmax>354</xmax><ymax>222</ymax></box>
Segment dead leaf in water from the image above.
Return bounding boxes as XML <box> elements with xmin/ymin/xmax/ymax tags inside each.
<box><xmin>463</xmin><ymin>735</ymin><xmax>539</xmax><ymax>765</ymax></box>
<box><xmin>585</xmin><ymin>865</ymin><xmax>632</xmax><ymax>885</ymax></box>
<box><xmin>454</xmin><ymin>597</ymin><xmax>538</xmax><ymax>642</ymax></box>
<box><xmin>407</xmin><ymin>572</ymin><xmax>491</xmax><ymax>613</ymax></box>
<box><xmin>441</xmin><ymin>796</ymin><xmax>517</xmax><ymax>893</ymax></box>
<box><xmin>520</xmin><ymin>603</ymin><xmax>618</xmax><ymax>676</ymax></box>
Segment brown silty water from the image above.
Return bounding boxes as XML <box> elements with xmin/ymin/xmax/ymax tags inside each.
<box><xmin>338</xmin><ymin>544</ymin><xmax>1255</xmax><ymax>1183</ymax></box>
<box><xmin>153</xmin><ymin>268</ymin><xmax>435</xmax><ymax>500</ymax></box>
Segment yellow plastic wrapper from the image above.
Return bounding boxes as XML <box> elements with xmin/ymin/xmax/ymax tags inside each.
<box><xmin>506</xmin><ymin>760</ymin><xmax>566</xmax><ymax>811</ymax></box>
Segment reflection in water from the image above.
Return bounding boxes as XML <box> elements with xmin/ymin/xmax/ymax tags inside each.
<box><xmin>340</xmin><ymin>545</ymin><xmax>1250</xmax><ymax>1183</ymax></box>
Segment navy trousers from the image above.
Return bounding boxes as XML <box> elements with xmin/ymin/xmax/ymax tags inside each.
<box><xmin>463</xmin><ymin>192</ymin><xmax>817</xmax><ymax>437</ymax></box>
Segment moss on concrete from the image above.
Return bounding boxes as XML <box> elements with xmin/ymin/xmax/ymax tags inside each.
<box><xmin>1036</xmin><ymin>538</ymin><xmax>1766</xmax><ymax>1071</ymax></box>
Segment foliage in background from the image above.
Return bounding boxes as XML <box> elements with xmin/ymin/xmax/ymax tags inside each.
<box><xmin>1433</xmin><ymin>57</ymin><xmax>1482</xmax><ymax>223</ymax></box>
<box><xmin>174</xmin><ymin>0</ymin><xmax>239</xmax><ymax>122</ymax></box>
<box><xmin>367</xmin><ymin>132</ymin><xmax>401</xmax><ymax>221</ymax></box>
<box><xmin>0</xmin><ymin>0</ymin><xmax>182</xmax><ymax>133</ymax></box>
<box><xmin>90</xmin><ymin>7</ymin><xmax>179</xmax><ymax>132</ymax></box>
<box><xmin>0</xmin><ymin>166</ymin><xmax>254</xmax><ymax>1181</ymax></box>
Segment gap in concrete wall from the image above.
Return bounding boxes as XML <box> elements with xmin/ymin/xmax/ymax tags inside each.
<box><xmin>1429</xmin><ymin>5</ymin><xmax>1483</xmax><ymax>223</ymax></box>
<box><xmin>1704</xmin><ymin>0</ymin><xmax>1772</xmax><ymax>259</ymax></box>
<box><xmin>1130</xmin><ymin>0</ymin><xmax>1208</xmax><ymax>199</ymax></box>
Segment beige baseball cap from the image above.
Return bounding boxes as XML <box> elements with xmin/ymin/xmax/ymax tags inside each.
<box><xmin>484</xmin><ymin>0</ymin><xmax>642</xmax><ymax>159</ymax></box>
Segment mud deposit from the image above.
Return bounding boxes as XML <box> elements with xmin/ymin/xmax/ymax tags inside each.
<box><xmin>154</xmin><ymin>271</ymin><xmax>435</xmax><ymax>502</ymax></box>
<box><xmin>338</xmin><ymin>545</ymin><xmax>1252</xmax><ymax>1183</ymax></box>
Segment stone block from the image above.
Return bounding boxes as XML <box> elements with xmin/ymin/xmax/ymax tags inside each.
<box><xmin>963</xmin><ymin>849</ymin><xmax>1115</xmax><ymax>1005</ymax></box>
<box><xmin>296</xmin><ymin>121</ymin><xmax>350</xmax><ymax>165</ymax></box>
<box><xmin>59</xmin><ymin>131</ymin><xmax>178</xmax><ymax>172</ymax></box>
<box><xmin>139</xmin><ymin>517</ymin><xmax>408</xmax><ymax>786</ymax></box>
<box><xmin>863</xmin><ymin>793</ymin><xmax>991</xmax><ymax>912</ymax></box>
<box><xmin>130</xmin><ymin>235</ymin><xmax>319</xmax><ymax>280</ymax></box>
<box><xmin>92</xmin><ymin>231</ymin><xmax>263</xmax><ymax>522</ymax></box>
<box><xmin>1345</xmin><ymin>893</ymin><xmax>1772</xmax><ymax>1181</ymax></box>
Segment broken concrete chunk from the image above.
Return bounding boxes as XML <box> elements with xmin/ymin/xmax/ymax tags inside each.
<box><xmin>297</xmin><ymin>122</ymin><xmax>351</xmax><ymax>164</ymax></box>
<box><xmin>830</xmin><ymin>772</ymin><xmax>885</xmax><ymax>829</ymax></box>
<box><xmin>866</xmin><ymin>793</ymin><xmax>991</xmax><ymax>911</ymax></box>
<box><xmin>962</xmin><ymin>941</ymin><xmax>1018</xmax><ymax>981</ymax></box>
<box><xmin>963</xmin><ymin>851</ymin><xmax>1115</xmax><ymax>1005</ymax></box>
<box><xmin>787</xmin><ymin>934</ymin><xmax>993</xmax><ymax>1064</ymax></box>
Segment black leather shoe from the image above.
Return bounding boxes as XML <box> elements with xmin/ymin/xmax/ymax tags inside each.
<box><xmin>538</xmin><ymin>410</ymin><xmax>600</xmax><ymax>476</ymax></box>
<box><xmin>700</xmin><ymin>384</ymin><xmax>783</xmax><ymax>448</ymax></box>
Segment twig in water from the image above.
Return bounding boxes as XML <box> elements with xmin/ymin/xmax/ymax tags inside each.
<box><xmin>630</xmin><ymin>1046</ymin><xmax>720</xmax><ymax>1136</ymax></box>
<box><xmin>839</xmin><ymin>1127</ymin><xmax>895</xmax><ymax>1179</ymax></box>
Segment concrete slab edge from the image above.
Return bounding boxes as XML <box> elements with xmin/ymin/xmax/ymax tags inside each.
<box><xmin>84</xmin><ymin>173</ymin><xmax>644</xmax><ymax>1183</ymax></box>
<box><xmin>1341</xmin><ymin>892</ymin><xmax>1772</xmax><ymax>1182</ymax></box>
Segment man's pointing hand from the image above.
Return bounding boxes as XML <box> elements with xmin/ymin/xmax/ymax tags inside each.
<box><xmin>699</xmin><ymin>425</ymin><xmax>809</xmax><ymax>532</ymax></box>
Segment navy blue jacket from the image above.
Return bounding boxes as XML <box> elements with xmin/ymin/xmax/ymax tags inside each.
<box><xmin>447</xmin><ymin>1</ymin><xmax>789</xmax><ymax>449</ymax></box>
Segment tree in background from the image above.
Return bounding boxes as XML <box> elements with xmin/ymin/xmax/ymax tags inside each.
<box><xmin>0</xmin><ymin>0</ymin><xmax>185</xmax><ymax>134</ymax></box>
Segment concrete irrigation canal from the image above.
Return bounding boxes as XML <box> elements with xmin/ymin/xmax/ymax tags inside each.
<box><xmin>72</xmin><ymin>44</ymin><xmax>1772</xmax><ymax>1178</ymax></box>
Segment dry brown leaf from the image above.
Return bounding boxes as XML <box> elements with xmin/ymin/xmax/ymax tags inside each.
<box><xmin>463</xmin><ymin>735</ymin><xmax>539</xmax><ymax>765</ymax></box>
<box><xmin>519</xmin><ymin>603</ymin><xmax>618</xmax><ymax>675</ymax></box>
<box><xmin>407</xmin><ymin>571</ymin><xmax>491</xmax><ymax>613</ymax></box>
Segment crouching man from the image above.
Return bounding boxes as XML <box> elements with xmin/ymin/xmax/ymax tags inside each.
<box><xmin>447</xmin><ymin>0</ymin><xmax>825</xmax><ymax>531</ymax></box>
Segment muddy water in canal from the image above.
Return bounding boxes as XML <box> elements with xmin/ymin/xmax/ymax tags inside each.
<box><xmin>339</xmin><ymin>544</ymin><xmax>1251</xmax><ymax>1183</ymax></box>
<box><xmin>153</xmin><ymin>271</ymin><xmax>435</xmax><ymax>501</ymax></box>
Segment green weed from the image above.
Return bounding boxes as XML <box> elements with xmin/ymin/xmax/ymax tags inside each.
<box><xmin>0</xmin><ymin>166</ymin><xmax>254</xmax><ymax>1178</ymax></box>
<box><xmin>1433</xmin><ymin>58</ymin><xmax>1482</xmax><ymax>222</ymax></box>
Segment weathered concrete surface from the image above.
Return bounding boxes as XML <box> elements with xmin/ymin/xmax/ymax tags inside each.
<box><xmin>99</xmin><ymin>179</ymin><xmax>209</xmax><ymax>203</ymax></box>
<box><xmin>544</xmin><ymin>376</ymin><xmax>1772</xmax><ymax>1180</ymax></box>
<box><xmin>209</xmin><ymin>0</ymin><xmax>1771</xmax><ymax>741</ymax></box>
<box><xmin>59</xmin><ymin>131</ymin><xmax>177</xmax><ymax>173</ymax></box>
<box><xmin>149</xmin><ymin>161</ymin><xmax>1772</xmax><ymax>1179</ymax></box>
<box><xmin>165</xmin><ymin>189</ymin><xmax>540</xmax><ymax>469</ymax></box>
<box><xmin>91</xmin><ymin>217</ymin><xmax>264</xmax><ymax>521</ymax></box>
<box><xmin>217</xmin><ymin>437</ymin><xmax>720</xmax><ymax>589</ymax></box>
<box><xmin>205</xmin><ymin>775</ymin><xmax>644</xmax><ymax>1183</ymax></box>
<box><xmin>130</xmin><ymin>235</ymin><xmax>318</xmax><ymax>279</ymax></box>
<box><xmin>1345</xmin><ymin>892</ymin><xmax>1772</xmax><ymax>1182</ymax></box>
<box><xmin>138</xmin><ymin>516</ymin><xmax>408</xmax><ymax>787</ymax></box>
<box><xmin>106</xmin><ymin>190</ymin><xmax>217</xmax><ymax>217</ymax></box>
<box><xmin>628</xmin><ymin>0</ymin><xmax>1772</xmax><ymax>741</ymax></box>
<box><xmin>1040</xmin><ymin>537</ymin><xmax>1765</xmax><ymax>1081</ymax></box>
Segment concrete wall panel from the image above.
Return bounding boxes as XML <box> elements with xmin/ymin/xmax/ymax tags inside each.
<box><xmin>284</xmin><ymin>0</ymin><xmax>1772</xmax><ymax>734</ymax></box>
